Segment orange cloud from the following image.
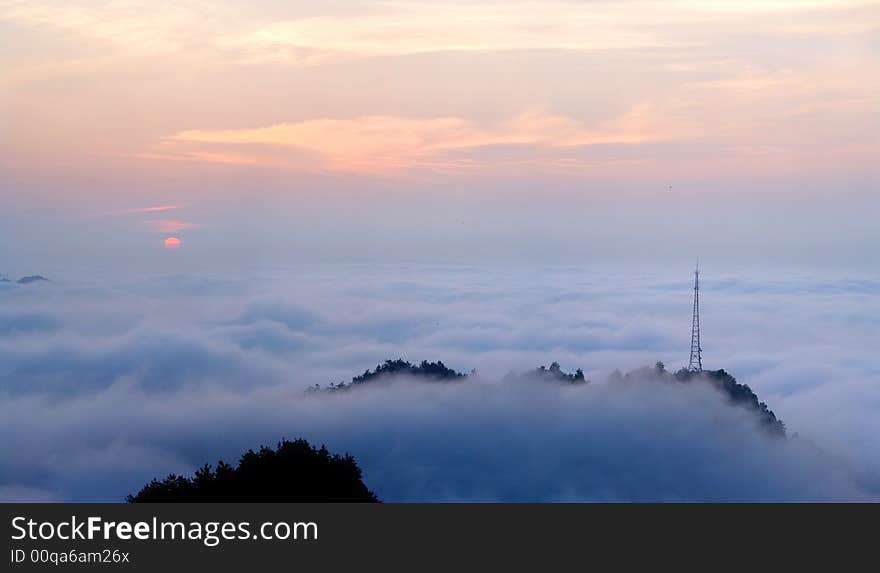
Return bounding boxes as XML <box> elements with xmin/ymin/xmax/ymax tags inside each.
<box><xmin>151</xmin><ymin>109</ymin><xmax>688</xmax><ymax>175</ymax></box>
<box><xmin>5</xmin><ymin>1</ymin><xmax>876</xmax><ymax>183</ymax></box>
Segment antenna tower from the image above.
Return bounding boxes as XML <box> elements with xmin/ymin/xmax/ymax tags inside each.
<box><xmin>688</xmin><ymin>262</ymin><xmax>703</xmax><ymax>372</ymax></box>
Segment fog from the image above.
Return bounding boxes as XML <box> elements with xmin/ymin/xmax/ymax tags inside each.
<box><xmin>0</xmin><ymin>265</ymin><xmax>878</xmax><ymax>501</ymax></box>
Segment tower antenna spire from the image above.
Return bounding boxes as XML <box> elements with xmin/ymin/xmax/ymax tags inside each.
<box><xmin>688</xmin><ymin>261</ymin><xmax>703</xmax><ymax>372</ymax></box>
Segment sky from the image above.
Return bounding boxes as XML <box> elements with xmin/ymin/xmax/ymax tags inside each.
<box><xmin>2</xmin><ymin>0</ymin><xmax>879</xmax><ymax>271</ymax></box>
<box><xmin>1</xmin><ymin>2</ymin><xmax>879</xmax><ymax>501</ymax></box>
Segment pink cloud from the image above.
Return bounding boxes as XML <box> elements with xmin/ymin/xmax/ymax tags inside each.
<box><xmin>112</xmin><ymin>205</ymin><xmax>180</xmax><ymax>215</ymax></box>
<box><xmin>143</xmin><ymin>219</ymin><xmax>201</xmax><ymax>234</ymax></box>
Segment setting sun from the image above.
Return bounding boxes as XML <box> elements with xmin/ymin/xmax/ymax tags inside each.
<box><xmin>164</xmin><ymin>237</ymin><xmax>182</xmax><ymax>249</ymax></box>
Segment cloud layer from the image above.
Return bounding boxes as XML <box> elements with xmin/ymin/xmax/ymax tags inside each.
<box><xmin>1</xmin><ymin>265</ymin><xmax>878</xmax><ymax>501</ymax></box>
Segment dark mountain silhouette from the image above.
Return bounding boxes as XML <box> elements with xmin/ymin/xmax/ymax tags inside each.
<box><xmin>127</xmin><ymin>438</ymin><xmax>378</xmax><ymax>502</ymax></box>
<box><xmin>17</xmin><ymin>275</ymin><xmax>49</xmax><ymax>284</ymax></box>
<box><xmin>310</xmin><ymin>358</ymin><xmax>466</xmax><ymax>392</ymax></box>
<box><xmin>314</xmin><ymin>358</ymin><xmax>783</xmax><ymax>436</ymax></box>
<box><xmin>618</xmin><ymin>361</ymin><xmax>785</xmax><ymax>436</ymax></box>
<box><xmin>129</xmin><ymin>360</ymin><xmax>786</xmax><ymax>501</ymax></box>
<box><xmin>309</xmin><ymin>358</ymin><xmax>782</xmax><ymax>433</ymax></box>
<box><xmin>675</xmin><ymin>367</ymin><xmax>786</xmax><ymax>436</ymax></box>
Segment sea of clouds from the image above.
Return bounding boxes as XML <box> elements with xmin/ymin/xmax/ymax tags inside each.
<box><xmin>1</xmin><ymin>264</ymin><xmax>878</xmax><ymax>501</ymax></box>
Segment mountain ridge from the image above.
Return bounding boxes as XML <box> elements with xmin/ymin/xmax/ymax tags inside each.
<box><xmin>309</xmin><ymin>358</ymin><xmax>786</xmax><ymax>436</ymax></box>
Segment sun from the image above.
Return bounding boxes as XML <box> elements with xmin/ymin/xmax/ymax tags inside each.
<box><xmin>164</xmin><ymin>237</ymin><xmax>182</xmax><ymax>249</ymax></box>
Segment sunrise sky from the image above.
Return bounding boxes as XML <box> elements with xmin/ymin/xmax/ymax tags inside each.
<box><xmin>2</xmin><ymin>0</ymin><xmax>878</xmax><ymax>271</ymax></box>
<box><xmin>2</xmin><ymin>1</ymin><xmax>880</xmax><ymax>503</ymax></box>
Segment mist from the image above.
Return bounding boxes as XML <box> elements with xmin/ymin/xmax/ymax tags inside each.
<box><xmin>1</xmin><ymin>265</ymin><xmax>878</xmax><ymax>501</ymax></box>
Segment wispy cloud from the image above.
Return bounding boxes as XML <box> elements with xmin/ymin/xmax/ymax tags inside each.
<box><xmin>110</xmin><ymin>205</ymin><xmax>180</xmax><ymax>216</ymax></box>
<box><xmin>3</xmin><ymin>1</ymin><xmax>877</xmax><ymax>182</ymax></box>
<box><xmin>0</xmin><ymin>0</ymin><xmax>233</xmax><ymax>55</ymax></box>
<box><xmin>220</xmin><ymin>2</ymin><xmax>673</xmax><ymax>65</ymax></box>
<box><xmin>151</xmin><ymin>108</ymin><xmax>686</xmax><ymax>175</ymax></box>
<box><xmin>4</xmin><ymin>1</ymin><xmax>874</xmax><ymax>65</ymax></box>
<box><xmin>143</xmin><ymin>219</ymin><xmax>201</xmax><ymax>234</ymax></box>
<box><xmin>221</xmin><ymin>1</ymin><xmax>880</xmax><ymax>66</ymax></box>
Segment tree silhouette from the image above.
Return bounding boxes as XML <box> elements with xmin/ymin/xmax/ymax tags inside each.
<box><xmin>309</xmin><ymin>359</ymin><xmax>467</xmax><ymax>392</ymax></box>
<box><xmin>674</xmin><ymin>368</ymin><xmax>786</xmax><ymax>437</ymax></box>
<box><xmin>307</xmin><ymin>357</ymin><xmax>783</xmax><ymax>438</ymax></box>
<box><xmin>16</xmin><ymin>275</ymin><xmax>49</xmax><ymax>284</ymax></box>
<box><xmin>612</xmin><ymin>364</ymin><xmax>785</xmax><ymax>436</ymax></box>
<box><xmin>525</xmin><ymin>362</ymin><xmax>588</xmax><ymax>384</ymax></box>
<box><xmin>127</xmin><ymin>438</ymin><xmax>378</xmax><ymax>502</ymax></box>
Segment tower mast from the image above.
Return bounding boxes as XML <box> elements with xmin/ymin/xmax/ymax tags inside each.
<box><xmin>688</xmin><ymin>262</ymin><xmax>703</xmax><ymax>372</ymax></box>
